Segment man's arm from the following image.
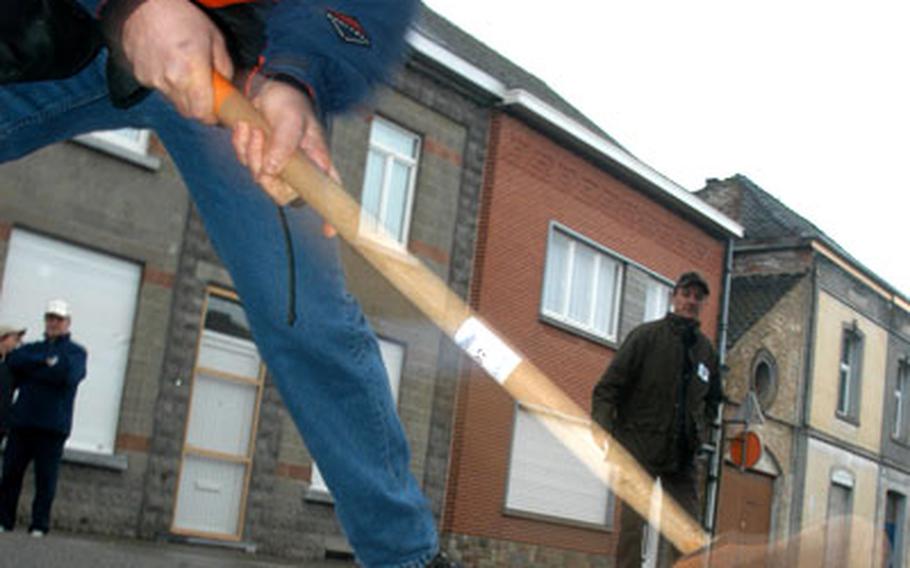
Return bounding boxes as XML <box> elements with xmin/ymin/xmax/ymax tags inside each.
<box><xmin>7</xmin><ymin>343</ymin><xmax>86</xmax><ymax>388</ymax></box>
<box><xmin>591</xmin><ymin>328</ymin><xmax>645</xmax><ymax>438</ymax></box>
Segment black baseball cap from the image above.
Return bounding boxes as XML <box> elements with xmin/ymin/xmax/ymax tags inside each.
<box><xmin>675</xmin><ymin>271</ymin><xmax>710</xmax><ymax>296</ymax></box>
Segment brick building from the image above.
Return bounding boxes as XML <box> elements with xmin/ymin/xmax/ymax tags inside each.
<box><xmin>699</xmin><ymin>175</ymin><xmax>910</xmax><ymax>567</ymax></box>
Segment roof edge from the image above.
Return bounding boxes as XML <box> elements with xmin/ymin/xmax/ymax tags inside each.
<box><xmin>405</xmin><ymin>30</ymin><xmax>744</xmax><ymax>239</ymax></box>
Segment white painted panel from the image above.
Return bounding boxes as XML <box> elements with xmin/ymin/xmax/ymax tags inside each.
<box><xmin>197</xmin><ymin>330</ymin><xmax>260</xmax><ymax>378</ymax></box>
<box><xmin>0</xmin><ymin>229</ymin><xmax>140</xmax><ymax>454</ymax></box>
<box><xmin>173</xmin><ymin>455</ymin><xmax>245</xmax><ymax>535</ymax></box>
<box><xmin>186</xmin><ymin>373</ymin><xmax>256</xmax><ymax>456</ymax></box>
<box><xmin>505</xmin><ymin>407</ymin><xmax>610</xmax><ymax>525</ymax></box>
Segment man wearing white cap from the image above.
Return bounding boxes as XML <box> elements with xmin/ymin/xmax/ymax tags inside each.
<box><xmin>0</xmin><ymin>300</ymin><xmax>86</xmax><ymax>537</ymax></box>
<box><xmin>0</xmin><ymin>324</ymin><xmax>26</xmax><ymax>447</ymax></box>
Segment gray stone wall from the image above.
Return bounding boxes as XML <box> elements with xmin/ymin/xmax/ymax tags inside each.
<box><xmin>0</xmin><ymin>140</ymin><xmax>188</xmax><ymax>535</ymax></box>
<box><xmin>442</xmin><ymin>533</ymin><xmax>613</xmax><ymax>568</ymax></box>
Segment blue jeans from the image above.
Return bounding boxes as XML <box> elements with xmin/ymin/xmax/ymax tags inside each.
<box><xmin>0</xmin><ymin>55</ymin><xmax>438</xmax><ymax>568</ymax></box>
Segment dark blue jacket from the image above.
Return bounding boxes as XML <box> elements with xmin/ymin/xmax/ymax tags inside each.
<box><xmin>6</xmin><ymin>334</ymin><xmax>87</xmax><ymax>436</ymax></box>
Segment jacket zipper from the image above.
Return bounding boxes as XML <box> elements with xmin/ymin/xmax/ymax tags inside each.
<box><xmin>278</xmin><ymin>207</ymin><xmax>297</xmax><ymax>326</ymax></box>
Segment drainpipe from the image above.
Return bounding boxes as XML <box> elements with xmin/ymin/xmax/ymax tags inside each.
<box><xmin>704</xmin><ymin>237</ymin><xmax>734</xmax><ymax>536</ymax></box>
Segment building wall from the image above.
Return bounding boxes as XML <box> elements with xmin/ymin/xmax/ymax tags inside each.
<box><xmin>443</xmin><ymin>113</ymin><xmax>727</xmax><ymax>561</ymax></box>
<box><xmin>800</xmin><ymin>437</ymin><xmax>879</xmax><ymax>567</ymax></box>
<box><xmin>809</xmin><ymin>290</ymin><xmax>887</xmax><ymax>453</ymax></box>
<box><xmin>0</xmin><ymin>139</ymin><xmax>188</xmax><ymax>535</ymax></box>
<box><xmin>882</xmin><ymin>307</ymin><xmax>910</xmax><ymax>467</ymax></box>
<box><xmin>723</xmin><ymin>276</ymin><xmax>812</xmax><ymax>542</ymax></box>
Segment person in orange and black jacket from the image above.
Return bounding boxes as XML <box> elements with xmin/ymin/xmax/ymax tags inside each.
<box><xmin>1</xmin><ymin>1</ymin><xmax>461</xmax><ymax>565</ymax></box>
<box><xmin>592</xmin><ymin>271</ymin><xmax>723</xmax><ymax>568</ymax></box>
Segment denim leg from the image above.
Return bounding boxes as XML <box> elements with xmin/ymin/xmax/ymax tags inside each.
<box><xmin>148</xmin><ymin>94</ymin><xmax>438</xmax><ymax>567</ymax></box>
<box><xmin>2</xmin><ymin>57</ymin><xmax>438</xmax><ymax>566</ymax></box>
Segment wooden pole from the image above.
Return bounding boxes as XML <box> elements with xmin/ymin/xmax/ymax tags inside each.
<box><xmin>212</xmin><ymin>73</ymin><xmax>710</xmax><ymax>555</ymax></box>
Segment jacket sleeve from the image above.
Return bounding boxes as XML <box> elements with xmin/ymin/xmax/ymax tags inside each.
<box><xmin>703</xmin><ymin>347</ymin><xmax>723</xmax><ymax>425</ymax></box>
<box><xmin>259</xmin><ymin>0</ymin><xmax>418</xmax><ymax>114</ymax></box>
<box><xmin>7</xmin><ymin>343</ymin><xmax>87</xmax><ymax>388</ymax></box>
<box><xmin>591</xmin><ymin>328</ymin><xmax>645</xmax><ymax>433</ymax></box>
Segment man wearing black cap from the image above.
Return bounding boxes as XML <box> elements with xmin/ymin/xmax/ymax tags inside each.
<box><xmin>0</xmin><ymin>324</ymin><xmax>26</xmax><ymax>448</ymax></box>
<box><xmin>592</xmin><ymin>271</ymin><xmax>723</xmax><ymax>568</ymax></box>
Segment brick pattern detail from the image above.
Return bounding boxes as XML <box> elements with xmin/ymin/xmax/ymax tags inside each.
<box><xmin>423</xmin><ymin>137</ymin><xmax>463</xmax><ymax>167</ymax></box>
<box><xmin>116</xmin><ymin>432</ymin><xmax>151</xmax><ymax>453</ymax></box>
<box><xmin>443</xmin><ymin>533</ymin><xmax>613</xmax><ymax>568</ymax></box>
<box><xmin>444</xmin><ymin>113</ymin><xmax>727</xmax><ymax>555</ymax></box>
<box><xmin>143</xmin><ymin>266</ymin><xmax>176</xmax><ymax>288</ymax></box>
<box><xmin>276</xmin><ymin>462</ymin><xmax>312</xmax><ymax>481</ymax></box>
<box><xmin>409</xmin><ymin>238</ymin><xmax>450</xmax><ymax>266</ymax></box>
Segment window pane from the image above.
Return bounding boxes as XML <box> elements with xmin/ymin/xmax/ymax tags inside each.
<box><xmin>644</xmin><ymin>279</ymin><xmax>671</xmax><ymax>322</ymax></box>
<box><xmin>383</xmin><ymin>160</ymin><xmax>412</xmax><ymax>241</ymax></box>
<box><xmin>593</xmin><ymin>257</ymin><xmax>619</xmax><ymax>335</ymax></box>
<box><xmin>543</xmin><ymin>232</ymin><xmax>570</xmax><ymax>314</ymax></box>
<box><xmin>371</xmin><ymin>119</ymin><xmax>417</xmax><ymax>157</ymax></box>
<box><xmin>204</xmin><ymin>295</ymin><xmax>252</xmax><ymax>340</ymax></box>
<box><xmin>506</xmin><ymin>408</ymin><xmax>610</xmax><ymax>525</ymax></box>
<box><xmin>361</xmin><ymin>149</ymin><xmax>385</xmax><ymax>220</ymax></box>
<box><xmin>568</xmin><ymin>243</ymin><xmax>595</xmax><ymax>324</ymax></box>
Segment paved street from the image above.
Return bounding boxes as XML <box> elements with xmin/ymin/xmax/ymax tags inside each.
<box><xmin>0</xmin><ymin>530</ymin><xmax>356</xmax><ymax>568</ymax></box>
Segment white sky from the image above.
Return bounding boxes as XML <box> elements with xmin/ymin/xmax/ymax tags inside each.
<box><xmin>422</xmin><ymin>0</ymin><xmax>909</xmax><ymax>297</ymax></box>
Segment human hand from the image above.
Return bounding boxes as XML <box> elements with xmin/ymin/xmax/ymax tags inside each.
<box><xmin>591</xmin><ymin>424</ymin><xmax>609</xmax><ymax>455</ymax></box>
<box><xmin>231</xmin><ymin>79</ymin><xmax>339</xmax><ymax>237</ymax></box>
<box><xmin>121</xmin><ymin>0</ymin><xmax>234</xmax><ymax>124</ymax></box>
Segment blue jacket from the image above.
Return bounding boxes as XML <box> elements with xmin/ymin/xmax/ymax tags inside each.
<box><xmin>1</xmin><ymin>0</ymin><xmax>417</xmax><ymax>113</ymax></box>
<box><xmin>6</xmin><ymin>334</ymin><xmax>88</xmax><ymax>436</ymax></box>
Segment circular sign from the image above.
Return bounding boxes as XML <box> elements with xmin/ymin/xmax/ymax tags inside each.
<box><xmin>730</xmin><ymin>431</ymin><xmax>762</xmax><ymax>468</ymax></box>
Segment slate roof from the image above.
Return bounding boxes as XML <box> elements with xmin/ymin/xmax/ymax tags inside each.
<box><xmin>728</xmin><ymin>273</ymin><xmax>805</xmax><ymax>348</ymax></box>
<box><xmin>412</xmin><ymin>4</ymin><xmax>621</xmax><ymax>147</ymax></box>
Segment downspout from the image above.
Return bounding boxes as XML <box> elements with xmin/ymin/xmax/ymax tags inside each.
<box><xmin>704</xmin><ymin>237</ymin><xmax>735</xmax><ymax>535</ymax></box>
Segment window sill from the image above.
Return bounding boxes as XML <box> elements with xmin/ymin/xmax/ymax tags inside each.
<box><xmin>539</xmin><ymin>314</ymin><xmax>618</xmax><ymax>349</ymax></box>
<box><xmin>502</xmin><ymin>507</ymin><xmax>612</xmax><ymax>533</ymax></box>
<box><xmin>72</xmin><ymin>136</ymin><xmax>161</xmax><ymax>171</ymax></box>
<box><xmin>834</xmin><ymin>412</ymin><xmax>860</xmax><ymax>428</ymax></box>
<box><xmin>63</xmin><ymin>448</ymin><xmax>129</xmax><ymax>471</ymax></box>
<box><xmin>305</xmin><ymin>487</ymin><xmax>335</xmax><ymax>505</ymax></box>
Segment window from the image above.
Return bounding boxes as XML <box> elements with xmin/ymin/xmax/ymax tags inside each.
<box><xmin>542</xmin><ymin>227</ymin><xmax>623</xmax><ymax>342</ymax></box>
<box><xmin>0</xmin><ymin>229</ymin><xmax>141</xmax><ymax>454</ymax></box>
<box><xmin>752</xmin><ymin>350</ymin><xmax>779</xmax><ymax>410</ymax></box>
<box><xmin>643</xmin><ymin>277</ymin><xmax>671</xmax><ymax>322</ymax></box>
<box><xmin>309</xmin><ymin>338</ymin><xmax>405</xmax><ymax>496</ymax></box>
<box><xmin>172</xmin><ymin>290</ymin><xmax>264</xmax><ymax>538</ymax></box>
<box><xmin>836</xmin><ymin>325</ymin><xmax>864</xmax><ymax>422</ymax></box>
<box><xmin>74</xmin><ymin>128</ymin><xmax>160</xmax><ymax>169</ymax></box>
<box><xmin>505</xmin><ymin>405</ymin><xmax>613</xmax><ymax>527</ymax></box>
<box><xmin>359</xmin><ymin>117</ymin><xmax>421</xmax><ymax>246</ymax></box>
<box><xmin>885</xmin><ymin>491</ymin><xmax>906</xmax><ymax>568</ymax></box>
<box><xmin>824</xmin><ymin>473</ymin><xmax>854</xmax><ymax>568</ymax></box>
<box><xmin>895</xmin><ymin>359</ymin><xmax>910</xmax><ymax>441</ymax></box>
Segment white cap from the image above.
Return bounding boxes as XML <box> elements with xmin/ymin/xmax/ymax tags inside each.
<box><xmin>45</xmin><ymin>299</ymin><xmax>71</xmax><ymax>318</ymax></box>
<box><xmin>0</xmin><ymin>325</ymin><xmax>25</xmax><ymax>339</ymax></box>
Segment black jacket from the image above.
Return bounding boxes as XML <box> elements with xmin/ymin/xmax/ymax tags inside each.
<box><xmin>592</xmin><ymin>313</ymin><xmax>722</xmax><ymax>473</ymax></box>
<box><xmin>0</xmin><ymin>359</ymin><xmax>13</xmax><ymax>434</ymax></box>
<box><xmin>6</xmin><ymin>334</ymin><xmax>87</xmax><ymax>436</ymax></box>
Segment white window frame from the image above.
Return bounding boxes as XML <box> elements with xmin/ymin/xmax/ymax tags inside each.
<box><xmin>503</xmin><ymin>403</ymin><xmax>613</xmax><ymax>528</ymax></box>
<box><xmin>358</xmin><ymin>117</ymin><xmax>421</xmax><ymax>248</ymax></box>
<box><xmin>643</xmin><ymin>277</ymin><xmax>672</xmax><ymax>323</ymax></box>
<box><xmin>74</xmin><ymin>128</ymin><xmax>160</xmax><ymax>170</ymax></box>
<box><xmin>0</xmin><ymin>228</ymin><xmax>141</xmax><ymax>455</ymax></box>
<box><xmin>308</xmin><ymin>337</ymin><xmax>405</xmax><ymax>497</ymax></box>
<box><xmin>541</xmin><ymin>225</ymin><xmax>623</xmax><ymax>342</ymax></box>
<box><xmin>836</xmin><ymin>325</ymin><xmax>863</xmax><ymax>421</ymax></box>
<box><xmin>895</xmin><ymin>359</ymin><xmax>910</xmax><ymax>441</ymax></box>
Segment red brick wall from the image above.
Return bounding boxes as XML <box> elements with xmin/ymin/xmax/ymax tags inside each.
<box><xmin>444</xmin><ymin>114</ymin><xmax>726</xmax><ymax>555</ymax></box>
